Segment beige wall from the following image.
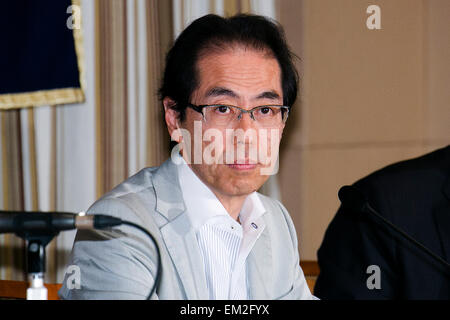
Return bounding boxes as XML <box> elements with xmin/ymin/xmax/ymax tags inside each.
<box><xmin>277</xmin><ymin>0</ymin><xmax>450</xmax><ymax>260</ymax></box>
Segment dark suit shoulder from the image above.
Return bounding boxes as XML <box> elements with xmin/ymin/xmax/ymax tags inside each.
<box><xmin>345</xmin><ymin>145</ymin><xmax>450</xmax><ymax>253</ymax></box>
<box><xmin>355</xmin><ymin>145</ymin><xmax>449</xmax><ymax>189</ymax></box>
<box><xmin>352</xmin><ymin>146</ymin><xmax>449</xmax><ymax>212</ymax></box>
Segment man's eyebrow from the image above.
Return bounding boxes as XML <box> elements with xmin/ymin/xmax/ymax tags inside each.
<box><xmin>205</xmin><ymin>87</ymin><xmax>282</xmax><ymax>101</ymax></box>
<box><xmin>254</xmin><ymin>90</ymin><xmax>281</xmax><ymax>101</ymax></box>
<box><xmin>205</xmin><ymin>87</ymin><xmax>238</xmax><ymax>99</ymax></box>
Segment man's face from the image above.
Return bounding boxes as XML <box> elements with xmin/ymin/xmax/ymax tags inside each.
<box><xmin>172</xmin><ymin>47</ymin><xmax>285</xmax><ymax>198</ymax></box>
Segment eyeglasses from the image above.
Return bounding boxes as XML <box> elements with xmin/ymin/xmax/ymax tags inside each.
<box><xmin>186</xmin><ymin>103</ymin><xmax>290</xmax><ymax>127</ymax></box>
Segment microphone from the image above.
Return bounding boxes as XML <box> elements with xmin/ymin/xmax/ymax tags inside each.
<box><xmin>0</xmin><ymin>210</ymin><xmax>162</xmax><ymax>299</ymax></box>
<box><xmin>338</xmin><ymin>185</ymin><xmax>450</xmax><ymax>271</ymax></box>
<box><xmin>0</xmin><ymin>211</ymin><xmax>123</xmax><ymax>234</ymax></box>
<box><xmin>338</xmin><ymin>185</ymin><xmax>368</xmax><ymax>213</ymax></box>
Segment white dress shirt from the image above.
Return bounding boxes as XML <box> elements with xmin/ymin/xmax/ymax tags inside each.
<box><xmin>176</xmin><ymin>153</ymin><xmax>266</xmax><ymax>300</ymax></box>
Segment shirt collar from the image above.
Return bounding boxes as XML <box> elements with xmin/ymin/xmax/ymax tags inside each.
<box><xmin>175</xmin><ymin>152</ymin><xmax>266</xmax><ymax>231</ymax></box>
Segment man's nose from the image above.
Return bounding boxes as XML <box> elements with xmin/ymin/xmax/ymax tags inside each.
<box><xmin>235</xmin><ymin>111</ymin><xmax>256</xmax><ymax>131</ymax></box>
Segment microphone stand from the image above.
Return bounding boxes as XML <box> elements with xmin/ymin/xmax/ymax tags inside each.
<box><xmin>17</xmin><ymin>229</ymin><xmax>60</xmax><ymax>300</ymax></box>
<box><xmin>26</xmin><ymin>241</ymin><xmax>48</xmax><ymax>300</ymax></box>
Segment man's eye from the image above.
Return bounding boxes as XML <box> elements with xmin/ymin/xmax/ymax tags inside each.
<box><xmin>215</xmin><ymin>106</ymin><xmax>230</xmax><ymax>114</ymax></box>
<box><xmin>259</xmin><ymin>107</ymin><xmax>273</xmax><ymax>115</ymax></box>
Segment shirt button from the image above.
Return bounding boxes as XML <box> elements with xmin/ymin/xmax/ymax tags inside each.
<box><xmin>251</xmin><ymin>222</ymin><xmax>258</xmax><ymax>229</ymax></box>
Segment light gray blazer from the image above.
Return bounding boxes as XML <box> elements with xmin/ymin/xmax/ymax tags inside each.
<box><xmin>59</xmin><ymin>158</ymin><xmax>313</xmax><ymax>300</ymax></box>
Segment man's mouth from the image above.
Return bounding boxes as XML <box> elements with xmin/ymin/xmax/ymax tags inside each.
<box><xmin>226</xmin><ymin>160</ymin><xmax>258</xmax><ymax>170</ymax></box>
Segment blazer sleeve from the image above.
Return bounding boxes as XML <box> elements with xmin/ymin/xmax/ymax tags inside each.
<box><xmin>58</xmin><ymin>197</ymin><xmax>160</xmax><ymax>300</ymax></box>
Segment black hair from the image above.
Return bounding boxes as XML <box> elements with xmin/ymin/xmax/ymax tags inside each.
<box><xmin>159</xmin><ymin>14</ymin><xmax>299</xmax><ymax>121</ymax></box>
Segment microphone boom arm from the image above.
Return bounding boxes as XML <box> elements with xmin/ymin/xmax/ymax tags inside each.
<box><xmin>338</xmin><ymin>185</ymin><xmax>450</xmax><ymax>274</ymax></box>
<box><xmin>364</xmin><ymin>202</ymin><xmax>450</xmax><ymax>271</ymax></box>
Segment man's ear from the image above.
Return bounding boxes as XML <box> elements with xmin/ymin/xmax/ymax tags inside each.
<box><xmin>163</xmin><ymin>97</ymin><xmax>181</xmax><ymax>141</ymax></box>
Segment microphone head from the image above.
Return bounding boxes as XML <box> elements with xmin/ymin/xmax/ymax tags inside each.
<box><xmin>338</xmin><ymin>185</ymin><xmax>368</xmax><ymax>213</ymax></box>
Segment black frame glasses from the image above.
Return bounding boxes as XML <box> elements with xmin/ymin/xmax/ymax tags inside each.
<box><xmin>185</xmin><ymin>103</ymin><xmax>291</xmax><ymax>126</ymax></box>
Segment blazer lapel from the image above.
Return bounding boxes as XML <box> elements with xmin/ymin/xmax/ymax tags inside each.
<box><xmin>160</xmin><ymin>214</ymin><xmax>208</xmax><ymax>299</ymax></box>
<box><xmin>152</xmin><ymin>158</ymin><xmax>208</xmax><ymax>300</ymax></box>
<box><xmin>247</xmin><ymin>219</ymin><xmax>273</xmax><ymax>299</ymax></box>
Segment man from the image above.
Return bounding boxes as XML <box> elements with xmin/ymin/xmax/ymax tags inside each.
<box><xmin>59</xmin><ymin>14</ymin><xmax>315</xmax><ymax>300</ymax></box>
<box><xmin>315</xmin><ymin>146</ymin><xmax>450</xmax><ymax>299</ymax></box>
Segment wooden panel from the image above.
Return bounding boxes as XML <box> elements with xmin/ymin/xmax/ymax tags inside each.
<box><xmin>306</xmin><ymin>278</ymin><xmax>316</xmax><ymax>293</ymax></box>
<box><xmin>0</xmin><ymin>280</ymin><xmax>61</xmax><ymax>300</ymax></box>
<box><xmin>300</xmin><ymin>260</ymin><xmax>320</xmax><ymax>277</ymax></box>
<box><xmin>300</xmin><ymin>260</ymin><xmax>319</xmax><ymax>292</ymax></box>
<box><xmin>278</xmin><ymin>0</ymin><xmax>450</xmax><ymax>263</ymax></box>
